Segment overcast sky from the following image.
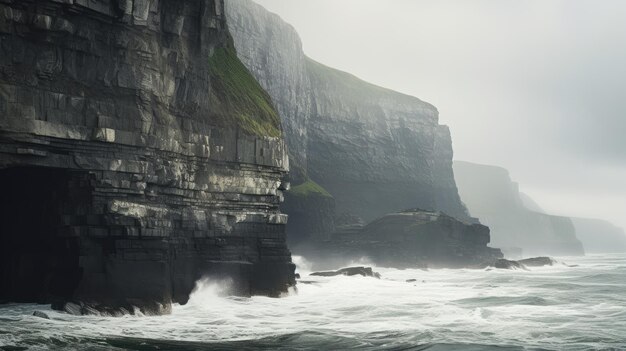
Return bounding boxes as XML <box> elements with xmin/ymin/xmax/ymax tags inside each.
<box><xmin>253</xmin><ymin>0</ymin><xmax>626</xmax><ymax>229</ymax></box>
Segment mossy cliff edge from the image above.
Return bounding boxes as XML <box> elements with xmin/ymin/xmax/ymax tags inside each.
<box><xmin>0</xmin><ymin>0</ymin><xmax>293</xmax><ymax>314</ymax></box>
<box><xmin>208</xmin><ymin>36</ymin><xmax>281</xmax><ymax>138</ymax></box>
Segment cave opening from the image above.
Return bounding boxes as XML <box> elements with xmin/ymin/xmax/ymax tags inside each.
<box><xmin>0</xmin><ymin>167</ymin><xmax>90</xmax><ymax>304</ymax></box>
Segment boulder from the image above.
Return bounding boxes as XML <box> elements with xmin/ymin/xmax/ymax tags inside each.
<box><xmin>32</xmin><ymin>311</ymin><xmax>50</xmax><ymax>319</ymax></box>
<box><xmin>518</xmin><ymin>257</ymin><xmax>556</xmax><ymax>267</ymax></box>
<box><xmin>494</xmin><ymin>259</ymin><xmax>527</xmax><ymax>270</ymax></box>
<box><xmin>310</xmin><ymin>267</ymin><xmax>381</xmax><ymax>279</ymax></box>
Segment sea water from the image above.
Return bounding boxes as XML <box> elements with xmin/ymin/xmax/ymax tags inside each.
<box><xmin>1</xmin><ymin>254</ymin><xmax>625</xmax><ymax>350</ymax></box>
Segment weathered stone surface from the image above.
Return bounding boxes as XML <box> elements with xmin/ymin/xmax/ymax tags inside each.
<box><xmin>518</xmin><ymin>257</ymin><xmax>555</xmax><ymax>267</ymax></box>
<box><xmin>297</xmin><ymin>209</ymin><xmax>502</xmax><ymax>270</ymax></box>
<box><xmin>32</xmin><ymin>311</ymin><xmax>51</xmax><ymax>319</ymax></box>
<box><xmin>226</xmin><ymin>0</ymin><xmax>473</xmax><ymax>245</ymax></box>
<box><xmin>454</xmin><ymin>161</ymin><xmax>585</xmax><ymax>256</ymax></box>
<box><xmin>282</xmin><ymin>179</ymin><xmax>335</xmax><ymax>243</ymax></box>
<box><xmin>494</xmin><ymin>259</ymin><xmax>526</xmax><ymax>270</ymax></box>
<box><xmin>310</xmin><ymin>267</ymin><xmax>381</xmax><ymax>279</ymax></box>
<box><xmin>0</xmin><ymin>0</ymin><xmax>294</xmax><ymax>312</ymax></box>
<box><xmin>225</xmin><ymin>0</ymin><xmax>311</xmax><ymax>179</ymax></box>
<box><xmin>490</xmin><ymin>257</ymin><xmax>555</xmax><ymax>269</ymax></box>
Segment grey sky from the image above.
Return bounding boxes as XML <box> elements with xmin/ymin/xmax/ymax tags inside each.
<box><xmin>252</xmin><ymin>0</ymin><xmax>626</xmax><ymax>229</ymax></box>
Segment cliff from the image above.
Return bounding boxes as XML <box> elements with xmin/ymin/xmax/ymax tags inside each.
<box><xmin>453</xmin><ymin>161</ymin><xmax>584</xmax><ymax>257</ymax></box>
<box><xmin>571</xmin><ymin>218</ymin><xmax>626</xmax><ymax>253</ymax></box>
<box><xmin>0</xmin><ymin>0</ymin><xmax>294</xmax><ymax>314</ymax></box>
<box><xmin>224</xmin><ymin>0</ymin><xmax>311</xmax><ymax>180</ymax></box>
<box><xmin>226</xmin><ymin>0</ymin><xmax>471</xmax><ymax>243</ymax></box>
<box><xmin>296</xmin><ymin>209</ymin><xmax>502</xmax><ymax>270</ymax></box>
<box><xmin>305</xmin><ymin>59</ymin><xmax>470</xmax><ymax>222</ymax></box>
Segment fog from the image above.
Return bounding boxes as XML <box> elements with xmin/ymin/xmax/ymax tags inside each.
<box><xmin>253</xmin><ymin>0</ymin><xmax>626</xmax><ymax>229</ymax></box>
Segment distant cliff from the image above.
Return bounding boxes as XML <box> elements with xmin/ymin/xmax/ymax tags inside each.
<box><xmin>453</xmin><ymin>161</ymin><xmax>584</xmax><ymax>256</ymax></box>
<box><xmin>0</xmin><ymin>0</ymin><xmax>294</xmax><ymax>314</ymax></box>
<box><xmin>226</xmin><ymin>0</ymin><xmax>471</xmax><ymax>243</ymax></box>
<box><xmin>571</xmin><ymin>218</ymin><xmax>626</xmax><ymax>253</ymax></box>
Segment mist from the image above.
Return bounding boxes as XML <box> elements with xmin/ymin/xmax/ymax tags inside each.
<box><xmin>253</xmin><ymin>0</ymin><xmax>626</xmax><ymax>229</ymax></box>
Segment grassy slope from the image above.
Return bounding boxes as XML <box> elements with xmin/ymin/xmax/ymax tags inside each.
<box><xmin>290</xmin><ymin>179</ymin><xmax>333</xmax><ymax>198</ymax></box>
<box><xmin>208</xmin><ymin>38</ymin><xmax>281</xmax><ymax>138</ymax></box>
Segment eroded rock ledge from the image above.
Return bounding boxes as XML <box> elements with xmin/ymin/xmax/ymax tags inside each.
<box><xmin>0</xmin><ymin>0</ymin><xmax>294</xmax><ymax>313</ymax></box>
<box><xmin>296</xmin><ymin>209</ymin><xmax>503</xmax><ymax>270</ymax></box>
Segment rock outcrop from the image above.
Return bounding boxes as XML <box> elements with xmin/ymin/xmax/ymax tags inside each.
<box><xmin>518</xmin><ymin>257</ymin><xmax>555</xmax><ymax>267</ymax></box>
<box><xmin>226</xmin><ymin>0</ymin><xmax>472</xmax><ymax>244</ymax></box>
<box><xmin>310</xmin><ymin>267</ymin><xmax>381</xmax><ymax>279</ymax></box>
<box><xmin>571</xmin><ymin>218</ymin><xmax>626</xmax><ymax>253</ymax></box>
<box><xmin>493</xmin><ymin>257</ymin><xmax>555</xmax><ymax>270</ymax></box>
<box><xmin>297</xmin><ymin>209</ymin><xmax>502</xmax><ymax>270</ymax></box>
<box><xmin>282</xmin><ymin>180</ymin><xmax>335</xmax><ymax>244</ymax></box>
<box><xmin>494</xmin><ymin>259</ymin><xmax>526</xmax><ymax>270</ymax></box>
<box><xmin>0</xmin><ymin>0</ymin><xmax>295</xmax><ymax>313</ymax></box>
<box><xmin>453</xmin><ymin>161</ymin><xmax>584</xmax><ymax>256</ymax></box>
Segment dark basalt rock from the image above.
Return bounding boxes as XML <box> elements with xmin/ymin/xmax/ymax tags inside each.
<box><xmin>298</xmin><ymin>209</ymin><xmax>503</xmax><ymax>270</ymax></box>
<box><xmin>494</xmin><ymin>259</ymin><xmax>527</xmax><ymax>270</ymax></box>
<box><xmin>518</xmin><ymin>257</ymin><xmax>556</xmax><ymax>267</ymax></box>
<box><xmin>0</xmin><ymin>0</ymin><xmax>295</xmax><ymax>313</ymax></box>
<box><xmin>32</xmin><ymin>311</ymin><xmax>51</xmax><ymax>319</ymax></box>
<box><xmin>282</xmin><ymin>179</ymin><xmax>335</xmax><ymax>244</ymax></box>
<box><xmin>491</xmin><ymin>257</ymin><xmax>557</xmax><ymax>269</ymax></box>
<box><xmin>53</xmin><ymin>300</ymin><xmax>170</xmax><ymax>317</ymax></box>
<box><xmin>310</xmin><ymin>267</ymin><xmax>381</xmax><ymax>279</ymax></box>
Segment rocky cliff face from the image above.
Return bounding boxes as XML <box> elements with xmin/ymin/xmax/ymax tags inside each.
<box><xmin>296</xmin><ymin>209</ymin><xmax>502</xmax><ymax>270</ymax></box>
<box><xmin>226</xmin><ymin>0</ymin><xmax>471</xmax><ymax>243</ymax></box>
<box><xmin>225</xmin><ymin>0</ymin><xmax>310</xmax><ymax>180</ymax></box>
<box><xmin>571</xmin><ymin>218</ymin><xmax>626</xmax><ymax>253</ymax></box>
<box><xmin>0</xmin><ymin>0</ymin><xmax>294</xmax><ymax>313</ymax></box>
<box><xmin>453</xmin><ymin>161</ymin><xmax>584</xmax><ymax>257</ymax></box>
<box><xmin>305</xmin><ymin>59</ymin><xmax>470</xmax><ymax>223</ymax></box>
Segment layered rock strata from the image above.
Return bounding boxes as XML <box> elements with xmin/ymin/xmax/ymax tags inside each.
<box><xmin>296</xmin><ymin>210</ymin><xmax>502</xmax><ymax>270</ymax></box>
<box><xmin>226</xmin><ymin>0</ymin><xmax>472</xmax><ymax>244</ymax></box>
<box><xmin>453</xmin><ymin>161</ymin><xmax>584</xmax><ymax>256</ymax></box>
<box><xmin>0</xmin><ymin>0</ymin><xmax>294</xmax><ymax>313</ymax></box>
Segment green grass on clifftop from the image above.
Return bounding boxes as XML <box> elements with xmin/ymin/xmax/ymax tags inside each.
<box><xmin>208</xmin><ymin>39</ymin><xmax>281</xmax><ymax>138</ymax></box>
<box><xmin>290</xmin><ymin>179</ymin><xmax>332</xmax><ymax>198</ymax></box>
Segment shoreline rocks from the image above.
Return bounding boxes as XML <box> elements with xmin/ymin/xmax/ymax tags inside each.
<box><xmin>494</xmin><ymin>259</ymin><xmax>527</xmax><ymax>270</ymax></box>
<box><xmin>310</xmin><ymin>267</ymin><xmax>381</xmax><ymax>279</ymax></box>
<box><xmin>295</xmin><ymin>209</ymin><xmax>503</xmax><ymax>270</ymax></box>
<box><xmin>492</xmin><ymin>256</ymin><xmax>557</xmax><ymax>270</ymax></box>
<box><xmin>518</xmin><ymin>257</ymin><xmax>556</xmax><ymax>267</ymax></box>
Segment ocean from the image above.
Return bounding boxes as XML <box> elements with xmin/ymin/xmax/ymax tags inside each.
<box><xmin>1</xmin><ymin>254</ymin><xmax>625</xmax><ymax>350</ymax></box>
